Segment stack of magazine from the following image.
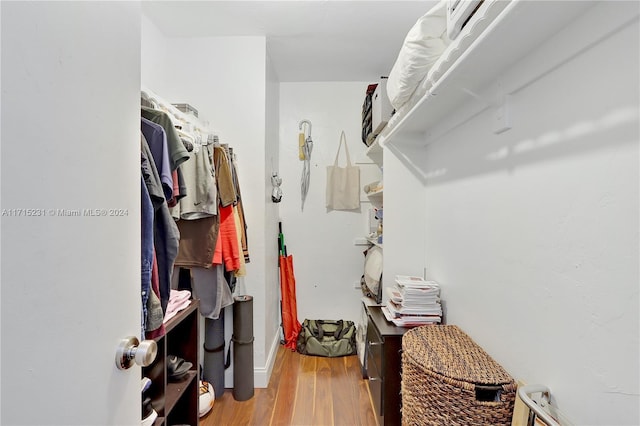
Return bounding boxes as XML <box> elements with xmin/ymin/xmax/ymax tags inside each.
<box><xmin>382</xmin><ymin>275</ymin><xmax>442</xmax><ymax>327</ymax></box>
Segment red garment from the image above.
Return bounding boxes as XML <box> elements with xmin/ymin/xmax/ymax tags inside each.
<box><xmin>167</xmin><ymin>170</ymin><xmax>180</xmax><ymax>207</ymax></box>
<box><xmin>146</xmin><ymin>250</ymin><xmax>165</xmax><ymax>340</ymax></box>
<box><xmin>212</xmin><ymin>204</ymin><xmax>240</xmax><ymax>271</ymax></box>
<box><xmin>212</xmin><ymin>225</ymin><xmax>223</xmax><ymax>265</ymax></box>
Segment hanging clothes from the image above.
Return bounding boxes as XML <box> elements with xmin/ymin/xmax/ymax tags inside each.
<box><xmin>141</xmin><ymin>117</ymin><xmax>173</xmax><ymax>201</ymax></box>
<box><xmin>141</xmin><ymin>106</ymin><xmax>190</xmax><ymax>171</ymax></box>
<box><xmin>170</xmin><ymin>143</ymin><xmax>217</xmax><ymax>220</ymax></box>
<box><xmin>211</xmin><ymin>146</ymin><xmax>241</xmax><ymax>272</ymax></box>
<box><xmin>232</xmin><ymin>206</ymin><xmax>246</xmax><ymax>277</ymax></box>
<box><xmin>168</xmin><ymin>142</ymin><xmax>237</xmax><ymax>325</ymax></box>
<box><xmin>174</xmin><ymin>216</ymin><xmax>218</xmax><ymax>268</ymax></box>
<box><xmin>214</xmin><ymin>145</ymin><xmax>236</xmax><ymax>207</ymax></box>
<box><xmin>145</xmin><ymin>250</ymin><xmax>166</xmax><ymax>340</ymax></box>
<box><xmin>167</xmin><ymin>169</ymin><xmax>180</xmax><ymax>208</ymax></box>
<box><xmin>230</xmin><ymin>149</ymin><xmax>250</xmax><ymax>265</ymax></box>
<box><xmin>141</xmin><ymin>175</ymin><xmax>153</xmax><ymax>338</ymax></box>
<box><xmin>139</xmin><ymin>92</ymin><xmax>250</xmax><ymax>336</ymax></box>
<box><xmin>184</xmin><ymin>266</ymin><xmax>233</xmax><ymax>320</ymax></box>
<box><xmin>141</xmin><ymin>133</ymin><xmax>167</xmax><ymax>340</ymax></box>
<box><xmin>216</xmin><ymin>204</ymin><xmax>240</xmax><ymax>272</ymax></box>
<box><xmin>141</xmin><ymin>134</ymin><xmax>180</xmax><ymax>314</ymax></box>
<box><xmin>171</xmin><ymin>161</ymin><xmax>189</xmax><ymax>209</ymax></box>
<box><xmin>173</xmin><ymin>142</ymin><xmax>220</xmax><ymax>268</ymax></box>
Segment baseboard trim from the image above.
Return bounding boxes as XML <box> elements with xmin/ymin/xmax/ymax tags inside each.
<box><xmin>254</xmin><ymin>332</ymin><xmax>281</xmax><ymax>388</ymax></box>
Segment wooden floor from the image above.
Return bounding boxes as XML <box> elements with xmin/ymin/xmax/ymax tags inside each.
<box><xmin>201</xmin><ymin>346</ymin><xmax>378</xmax><ymax>426</ymax></box>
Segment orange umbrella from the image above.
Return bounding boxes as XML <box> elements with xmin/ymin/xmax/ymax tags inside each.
<box><xmin>279</xmin><ymin>223</ymin><xmax>301</xmax><ymax>351</ymax></box>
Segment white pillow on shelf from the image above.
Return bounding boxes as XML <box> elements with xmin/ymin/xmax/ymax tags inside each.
<box><xmin>387</xmin><ymin>0</ymin><xmax>451</xmax><ymax>110</ymax></box>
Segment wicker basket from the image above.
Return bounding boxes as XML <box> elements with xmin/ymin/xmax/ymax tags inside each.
<box><xmin>401</xmin><ymin>325</ymin><xmax>516</xmax><ymax>425</ymax></box>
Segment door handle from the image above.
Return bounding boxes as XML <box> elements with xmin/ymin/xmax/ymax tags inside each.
<box><xmin>115</xmin><ymin>336</ymin><xmax>158</xmax><ymax>370</ymax></box>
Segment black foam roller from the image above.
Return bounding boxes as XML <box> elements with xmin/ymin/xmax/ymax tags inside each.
<box><xmin>232</xmin><ymin>295</ymin><xmax>254</xmax><ymax>401</ymax></box>
<box><xmin>203</xmin><ymin>312</ymin><xmax>225</xmax><ymax>399</ymax></box>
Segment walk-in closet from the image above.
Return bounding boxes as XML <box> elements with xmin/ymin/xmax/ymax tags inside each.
<box><xmin>1</xmin><ymin>1</ymin><xmax>638</xmax><ymax>425</ymax></box>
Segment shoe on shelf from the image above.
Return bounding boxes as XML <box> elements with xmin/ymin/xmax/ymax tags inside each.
<box><xmin>167</xmin><ymin>354</ymin><xmax>193</xmax><ymax>382</ymax></box>
<box><xmin>199</xmin><ymin>380</ymin><xmax>215</xmax><ymax>418</ymax></box>
<box><xmin>141</xmin><ymin>397</ymin><xmax>157</xmax><ymax>426</ymax></box>
<box><xmin>141</xmin><ymin>377</ymin><xmax>152</xmax><ymax>393</ymax></box>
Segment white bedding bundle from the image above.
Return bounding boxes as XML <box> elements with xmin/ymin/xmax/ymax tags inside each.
<box><xmin>386</xmin><ymin>0</ymin><xmax>451</xmax><ymax>111</ymax></box>
<box><xmin>383</xmin><ymin>0</ymin><xmax>511</xmax><ymax>140</ymax></box>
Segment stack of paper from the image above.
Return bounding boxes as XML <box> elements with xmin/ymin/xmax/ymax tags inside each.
<box><xmin>381</xmin><ymin>275</ymin><xmax>442</xmax><ymax>327</ymax></box>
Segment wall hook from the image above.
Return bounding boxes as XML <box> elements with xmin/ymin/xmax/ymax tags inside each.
<box><xmin>299</xmin><ymin>119</ymin><xmax>312</xmax><ymax>138</ymax></box>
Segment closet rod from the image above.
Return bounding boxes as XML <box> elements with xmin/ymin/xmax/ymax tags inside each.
<box><xmin>141</xmin><ymin>86</ymin><xmax>213</xmax><ymax>135</ymax></box>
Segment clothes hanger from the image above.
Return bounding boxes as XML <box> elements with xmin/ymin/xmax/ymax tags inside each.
<box><xmin>140</xmin><ymin>91</ymin><xmax>160</xmax><ymax>109</ymax></box>
<box><xmin>208</xmin><ymin>134</ymin><xmax>220</xmax><ymax>147</ymax></box>
<box><xmin>176</xmin><ymin>128</ymin><xmax>195</xmax><ymax>143</ymax></box>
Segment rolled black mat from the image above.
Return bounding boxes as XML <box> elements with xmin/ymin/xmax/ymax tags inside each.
<box><xmin>203</xmin><ymin>312</ymin><xmax>225</xmax><ymax>399</ymax></box>
<box><xmin>232</xmin><ymin>295</ymin><xmax>254</xmax><ymax>401</ymax></box>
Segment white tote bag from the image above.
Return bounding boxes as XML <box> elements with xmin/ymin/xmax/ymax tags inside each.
<box><xmin>326</xmin><ymin>131</ymin><xmax>360</xmax><ymax>210</ymax></box>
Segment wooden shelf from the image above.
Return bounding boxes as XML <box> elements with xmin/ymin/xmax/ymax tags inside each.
<box><xmin>365</xmin><ymin>139</ymin><xmax>383</xmax><ymax>166</ymax></box>
<box><xmin>164</xmin><ymin>299</ymin><xmax>198</xmax><ymax>333</ymax></box>
<box><xmin>378</xmin><ymin>0</ymin><xmax>596</xmax><ymax>148</ymax></box>
<box><xmin>165</xmin><ymin>371</ymin><xmax>198</xmax><ymax>414</ymax></box>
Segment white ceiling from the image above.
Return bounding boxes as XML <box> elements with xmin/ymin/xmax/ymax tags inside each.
<box><xmin>141</xmin><ymin>1</ymin><xmax>438</xmax><ymax>82</ymax></box>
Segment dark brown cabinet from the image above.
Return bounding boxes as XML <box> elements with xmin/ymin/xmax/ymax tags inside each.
<box><xmin>364</xmin><ymin>305</ymin><xmax>410</xmax><ymax>426</ymax></box>
<box><xmin>143</xmin><ymin>299</ymin><xmax>200</xmax><ymax>426</ymax></box>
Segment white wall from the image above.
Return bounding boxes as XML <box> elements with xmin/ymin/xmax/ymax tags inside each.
<box><xmin>1</xmin><ymin>2</ymin><xmax>142</xmax><ymax>424</ymax></box>
<box><xmin>141</xmin><ymin>14</ymin><xmax>168</xmax><ymax>95</ymax></box>
<box><xmin>413</xmin><ymin>8</ymin><xmax>638</xmax><ymax>425</ymax></box>
<box><xmin>140</xmin><ymin>19</ymin><xmax>278</xmax><ymax>386</ymax></box>
<box><xmin>263</xmin><ymin>51</ymin><xmax>282</xmax><ymax>378</ymax></box>
<box><xmin>278</xmin><ymin>82</ymin><xmax>380</xmax><ymax>323</ymax></box>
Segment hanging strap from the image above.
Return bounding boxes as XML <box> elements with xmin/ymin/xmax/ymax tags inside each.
<box><xmin>224</xmin><ymin>334</ymin><xmax>255</xmax><ymax>369</ymax></box>
<box><xmin>232</xmin><ymin>334</ymin><xmax>255</xmax><ymax>346</ymax></box>
<box><xmin>204</xmin><ymin>343</ymin><xmax>225</xmax><ymax>353</ymax></box>
<box><xmin>335</xmin><ymin>320</ymin><xmax>349</xmax><ymax>340</ymax></box>
<box><xmin>225</xmin><ymin>340</ymin><xmax>232</xmax><ymax>369</ymax></box>
<box><xmin>314</xmin><ymin>320</ymin><xmax>345</xmax><ymax>340</ymax></box>
<box><xmin>333</xmin><ymin>131</ymin><xmax>352</xmax><ymax>167</ymax></box>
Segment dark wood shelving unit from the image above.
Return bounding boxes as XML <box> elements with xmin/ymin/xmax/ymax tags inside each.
<box><xmin>165</xmin><ymin>371</ymin><xmax>198</xmax><ymax>413</ymax></box>
<box><xmin>364</xmin><ymin>305</ymin><xmax>410</xmax><ymax>426</ymax></box>
<box><xmin>143</xmin><ymin>299</ymin><xmax>200</xmax><ymax>426</ymax></box>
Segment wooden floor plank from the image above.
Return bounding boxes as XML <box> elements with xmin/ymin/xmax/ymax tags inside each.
<box><xmin>331</xmin><ymin>356</ymin><xmax>359</xmax><ymax>426</ymax></box>
<box><xmin>290</xmin><ymin>354</ymin><xmax>316</xmax><ymax>425</ymax></box>
<box><xmin>201</xmin><ymin>345</ymin><xmax>377</xmax><ymax>426</ymax></box>
<box><xmin>358</xmin><ymin>380</ymin><xmax>379</xmax><ymax>426</ymax></box>
<box><xmin>270</xmin><ymin>349</ymin><xmax>299</xmax><ymax>425</ymax></box>
<box><xmin>312</xmin><ymin>356</ymin><xmax>334</xmax><ymax>426</ymax></box>
<box><xmin>249</xmin><ymin>386</ymin><xmax>273</xmax><ymax>425</ymax></box>
<box><xmin>260</xmin><ymin>344</ymin><xmax>287</xmax><ymax>424</ymax></box>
